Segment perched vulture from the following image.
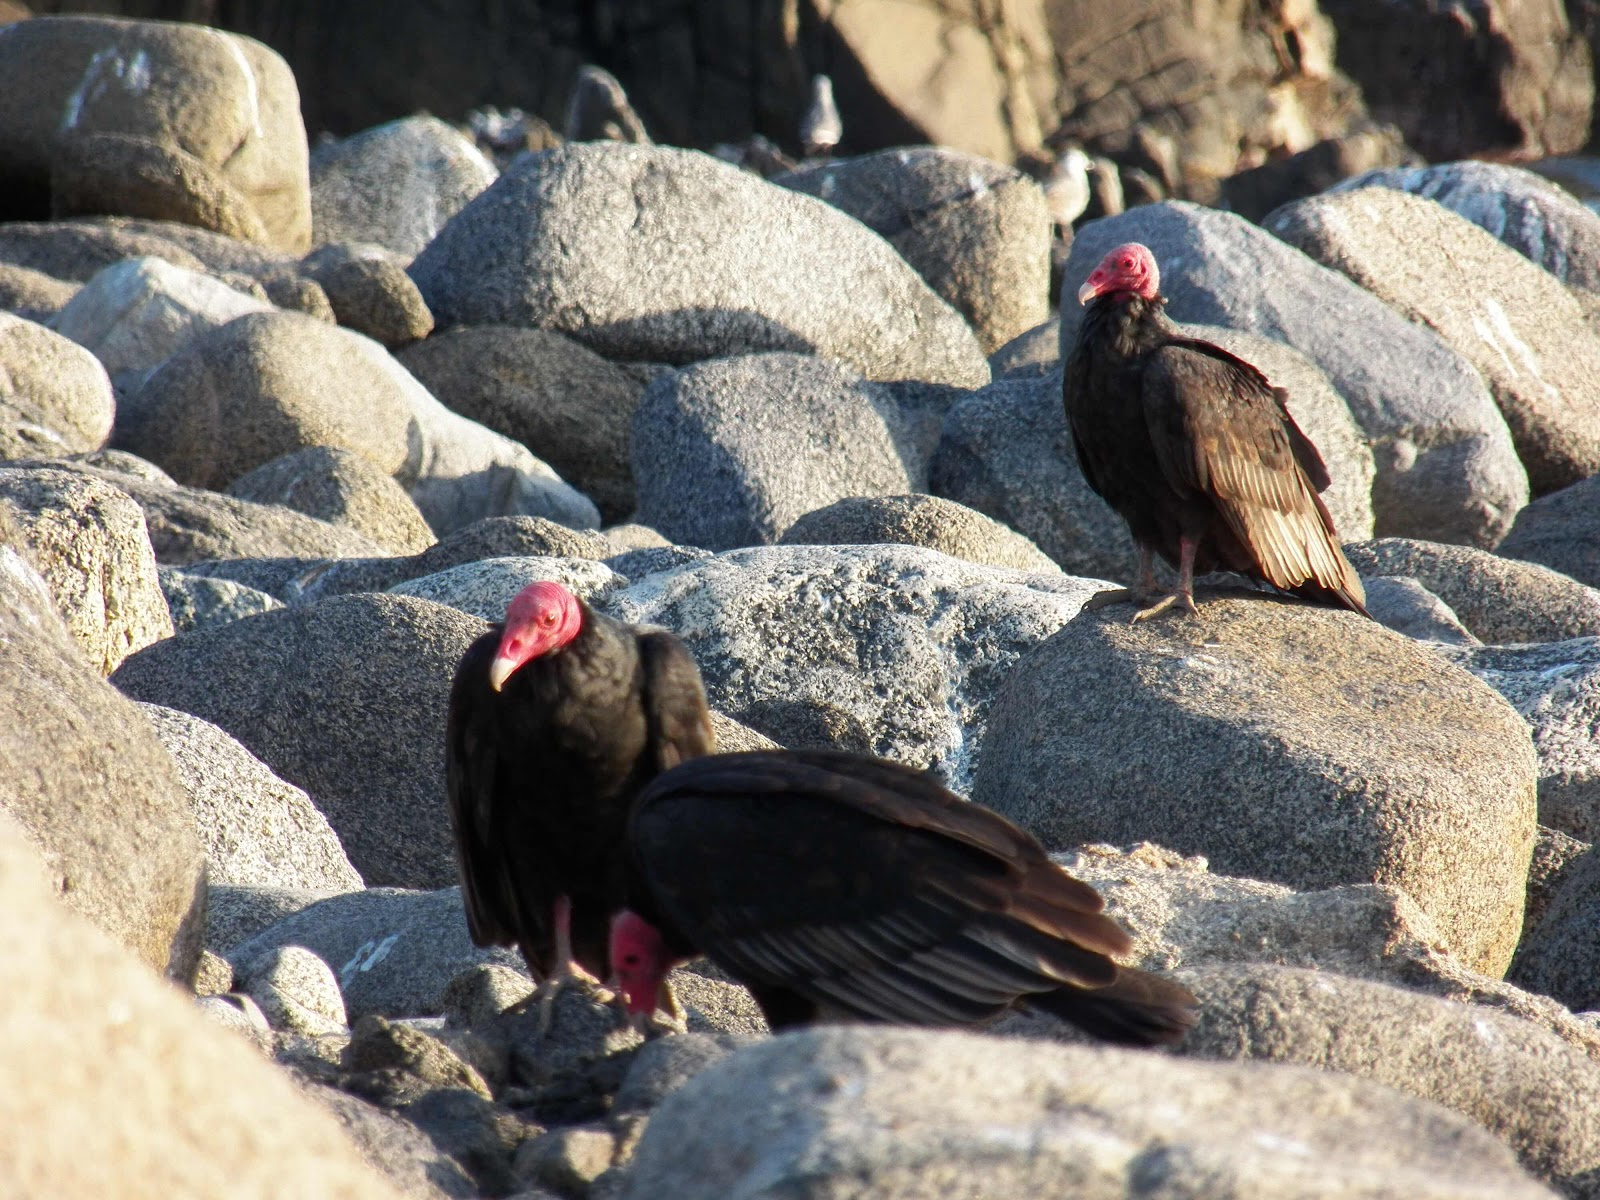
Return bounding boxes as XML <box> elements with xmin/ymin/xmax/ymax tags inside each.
<box><xmin>446</xmin><ymin>580</ymin><xmax>715</xmax><ymax>1001</ymax></box>
<box><xmin>1065</xmin><ymin>241</ymin><xmax>1368</xmax><ymax>619</ymax></box>
<box><xmin>611</xmin><ymin>749</ymin><xmax>1197</xmax><ymax>1045</ymax></box>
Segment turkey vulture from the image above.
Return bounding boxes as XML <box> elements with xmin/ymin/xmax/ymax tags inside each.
<box><xmin>1065</xmin><ymin>241</ymin><xmax>1367</xmax><ymax>619</ymax></box>
<box><xmin>610</xmin><ymin>749</ymin><xmax>1197</xmax><ymax>1045</ymax></box>
<box><xmin>446</xmin><ymin>580</ymin><xmax>715</xmax><ymax>1015</ymax></box>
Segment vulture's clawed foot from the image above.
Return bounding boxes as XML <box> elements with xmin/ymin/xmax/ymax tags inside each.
<box><xmin>504</xmin><ymin>964</ymin><xmax>616</xmax><ymax>1034</ymax></box>
<box><xmin>620</xmin><ymin>977</ymin><xmax>688</xmax><ymax>1039</ymax></box>
<box><xmin>1130</xmin><ymin>590</ymin><xmax>1198</xmax><ymax>623</ymax></box>
<box><xmin>1082</xmin><ymin>587</ymin><xmax>1138</xmax><ymax>613</ymax></box>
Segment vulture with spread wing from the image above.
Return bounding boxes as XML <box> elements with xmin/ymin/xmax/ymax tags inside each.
<box><xmin>1065</xmin><ymin>241</ymin><xmax>1367</xmax><ymax>619</ymax></box>
<box><xmin>446</xmin><ymin>581</ymin><xmax>715</xmax><ymax>1007</ymax></box>
<box><xmin>611</xmin><ymin>749</ymin><xmax>1197</xmax><ymax>1045</ymax></box>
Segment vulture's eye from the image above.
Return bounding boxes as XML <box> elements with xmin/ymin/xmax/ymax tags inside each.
<box><xmin>621</xmin><ymin>953</ymin><xmax>640</xmax><ymax>967</ymax></box>
<box><xmin>1121</xmin><ymin>257</ymin><xmax>1134</xmax><ymax>269</ymax></box>
<box><xmin>542</xmin><ymin>611</ymin><xmax>558</xmax><ymax>625</ymax></box>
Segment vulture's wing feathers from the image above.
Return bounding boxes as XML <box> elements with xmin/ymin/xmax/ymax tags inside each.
<box><xmin>637</xmin><ymin>630</ymin><xmax>717</xmax><ymax>771</ymax></box>
<box><xmin>630</xmin><ymin>750</ymin><xmax>1134</xmax><ymax>1027</ymax></box>
<box><xmin>1142</xmin><ymin>341</ymin><xmax>1363</xmax><ymax>605</ymax></box>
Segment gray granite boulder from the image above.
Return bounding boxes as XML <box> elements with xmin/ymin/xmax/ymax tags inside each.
<box><xmin>225</xmin><ymin>446</ymin><xmax>437</xmax><ymax>556</ymax></box>
<box><xmin>49</xmin><ymin>255</ymin><xmax>270</xmax><ymax>382</ymax></box>
<box><xmin>409</xmin><ymin>143</ymin><xmax>989</xmax><ymax>387</ymax></box>
<box><xmin>388</xmin><ymin>556</ymin><xmax>627</xmax><ymax>619</ymax></box>
<box><xmin>1442</xmin><ymin>637</ymin><xmax>1600</xmax><ymax>843</ymax></box>
<box><xmin>631</xmin><ymin>354</ymin><xmax>919</xmax><ymax>551</ymax></box>
<box><xmin>0</xmin><ymin>311</ymin><xmax>113</xmax><ymax>458</ymax></box>
<box><xmin>0</xmin><ymin>529</ymin><xmax>204</xmax><ymax>981</ymax></box>
<box><xmin>1176</xmin><ymin>962</ymin><xmax>1600</xmax><ymax>1198</ymax></box>
<box><xmin>243</xmin><ymin>945</ymin><xmax>349</xmax><ymax>1036</ymax></box>
<box><xmin>972</xmin><ymin>596</ymin><xmax>1538</xmax><ymax>975</ymax></box>
<box><xmin>1065</xmin><ymin>202</ymin><xmax>1526</xmax><ymax>547</ymax></box>
<box><xmin>228</xmin><ymin>886</ymin><xmax>523</xmax><ymax>1022</ymax></box>
<box><xmin>779</xmin><ymin>493</ymin><xmax>1059</xmax><ymax>574</ymax></box>
<box><xmin>0</xmin><ymin>216</ymin><xmax>295</xmax><ymax>284</ymax></box>
<box><xmin>1267</xmin><ymin>186</ymin><xmax>1600</xmax><ymax>496</ymax></box>
<box><xmin>397</xmin><ymin>326</ymin><xmax>645</xmax><ymax>524</ymax></box>
<box><xmin>112</xmin><ymin>592</ymin><xmax>484</xmax><ymax>888</ymax></box>
<box><xmin>1363</xmin><ymin>576</ymin><xmax>1481</xmax><ymax>646</ymax></box>
<box><xmin>303</xmin><ymin>252</ymin><xmax>434</xmax><ymax>349</ymax></box>
<box><xmin>207</xmin><ymin>884</ymin><xmax>346</xmax><ymax>958</ymax></box>
<box><xmin>138</xmin><ymin>703</ymin><xmax>363</xmax><ymax>893</ymax></box>
<box><xmin>1344</xmin><ymin>537</ymin><xmax>1600</xmax><ymax>644</ymax></box>
<box><xmin>309</xmin><ymin>115</ymin><xmax>498</xmax><ymax>259</ymax></box>
<box><xmin>622</xmin><ymin>1027</ymin><xmax>1554</xmax><ymax>1199</ymax></box>
<box><xmin>0</xmin><ymin>262</ymin><xmax>80</xmax><ymax>324</ymax></box>
<box><xmin>1525</xmin><ymin>825</ymin><xmax>1591</xmax><ymax>937</ymax></box>
<box><xmin>0</xmin><ymin>465</ymin><xmax>172</xmax><ymax>673</ymax></box>
<box><xmin>1330</xmin><ymin>160</ymin><xmax>1600</xmax><ymax>295</ymax></box>
<box><xmin>775</xmin><ymin>146</ymin><xmax>1051</xmax><ymax>353</ymax></box>
<box><xmin>1499</xmin><ymin>473</ymin><xmax>1600</xmax><ymax>588</ymax></box>
<box><xmin>604</xmin><ymin>543</ymin><xmax>1105</xmax><ymax>789</ymax></box>
<box><xmin>1512</xmin><ymin>846</ymin><xmax>1600</xmax><ymax>1012</ymax></box>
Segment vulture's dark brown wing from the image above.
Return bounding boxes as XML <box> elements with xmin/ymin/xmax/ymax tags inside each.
<box><xmin>1142</xmin><ymin>340</ymin><xmax>1365</xmax><ymax>609</ymax></box>
<box><xmin>629</xmin><ymin>750</ymin><xmax>1140</xmax><ymax>1027</ymax></box>
<box><xmin>636</xmin><ymin>630</ymin><xmax>717</xmax><ymax>771</ymax></box>
<box><xmin>445</xmin><ymin>630</ymin><xmax>546</xmax><ymax>951</ymax></box>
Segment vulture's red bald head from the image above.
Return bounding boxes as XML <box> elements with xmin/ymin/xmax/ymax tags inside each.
<box><xmin>610</xmin><ymin>909</ymin><xmax>677</xmax><ymax>1017</ymax></box>
<box><xmin>488</xmin><ymin>581</ymin><xmax>583</xmax><ymax>691</ymax></box>
<box><xmin>1077</xmin><ymin>242</ymin><xmax>1160</xmax><ymax>305</ymax></box>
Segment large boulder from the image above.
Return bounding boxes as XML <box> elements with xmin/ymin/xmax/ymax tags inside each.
<box><xmin>775</xmin><ymin>147</ymin><xmax>1051</xmax><ymax>354</ymax></box>
<box><xmin>972</xmin><ymin>597</ymin><xmax>1538</xmax><ymax>975</ymax></box>
<box><xmin>0</xmin><ymin>262</ymin><xmax>81</xmax><ymax>325</ymax></box>
<box><xmin>1499</xmin><ymin>473</ymin><xmax>1600</xmax><ymax>587</ymax></box>
<box><xmin>139</xmin><ymin>703</ymin><xmax>364</xmax><ymax>893</ymax></box>
<box><xmin>1065</xmin><ymin>203</ymin><xmax>1526</xmax><ymax>548</ymax></box>
<box><xmin>1512</xmin><ymin>846</ymin><xmax>1600</xmax><ymax>1011</ymax></box>
<box><xmin>408</xmin><ymin>143</ymin><xmax>989</xmax><ymax>388</ymax></box>
<box><xmin>778</xmin><ymin>493</ymin><xmax>1060</xmax><ymax>574</ymax></box>
<box><xmin>1267</xmin><ymin>186</ymin><xmax>1600</xmax><ymax>495</ymax></box>
<box><xmin>621</xmin><ymin>1027</ymin><xmax>1554</xmax><ymax>1199</ymax></box>
<box><xmin>310</xmin><ymin>115</ymin><xmax>498</xmax><ymax>259</ymax></box>
<box><xmin>1343</xmin><ymin>537</ymin><xmax>1600</xmax><ymax>644</ymax></box>
<box><xmin>604</xmin><ymin>543</ymin><xmax>1105</xmax><ymax>790</ymax></box>
<box><xmin>0</xmin><ymin>464</ymin><xmax>172</xmax><ymax>674</ymax></box>
<box><xmin>0</xmin><ymin>216</ymin><xmax>296</xmax><ymax>284</ymax></box>
<box><xmin>112</xmin><ymin>593</ymin><xmax>484</xmax><ymax>889</ymax></box>
<box><xmin>0</xmin><ymin>805</ymin><xmax>402</xmax><ymax>1198</ymax></box>
<box><xmin>0</xmin><ymin>517</ymin><xmax>203</xmax><ymax>980</ymax></box>
<box><xmin>0</xmin><ymin>311</ymin><xmax>114</xmax><ymax>458</ymax></box>
<box><xmin>225</xmin><ymin>446</ymin><xmax>437</xmax><ymax>556</ymax></box>
<box><xmin>1320</xmin><ymin>0</ymin><xmax>1592</xmax><ymax>163</ymax></box>
<box><xmin>396</xmin><ymin>325</ymin><xmax>645</xmax><ymax>524</ymax></box>
<box><xmin>1331</xmin><ymin>160</ymin><xmax>1600</xmax><ymax>295</ymax></box>
<box><xmin>1177</xmin><ymin>962</ymin><xmax>1600</xmax><ymax>1198</ymax></box>
<box><xmin>0</xmin><ymin>16</ymin><xmax>313</xmax><ymax>251</ymax></box>
<box><xmin>631</xmin><ymin>354</ymin><xmax>919</xmax><ymax>551</ymax></box>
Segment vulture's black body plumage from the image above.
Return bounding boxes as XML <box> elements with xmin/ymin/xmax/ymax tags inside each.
<box><xmin>446</xmin><ymin>597</ymin><xmax>714</xmax><ymax>981</ymax></box>
<box><xmin>1065</xmin><ymin>264</ymin><xmax>1367</xmax><ymax>615</ymax></box>
<box><xmin>624</xmin><ymin>749</ymin><xmax>1197</xmax><ymax>1046</ymax></box>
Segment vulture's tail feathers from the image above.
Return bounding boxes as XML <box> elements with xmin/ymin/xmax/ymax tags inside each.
<box><xmin>1028</xmin><ymin>967</ymin><xmax>1199</xmax><ymax>1046</ymax></box>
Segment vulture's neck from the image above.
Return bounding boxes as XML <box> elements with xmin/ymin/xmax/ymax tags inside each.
<box><xmin>1082</xmin><ymin>293</ymin><xmax>1170</xmax><ymax>360</ymax></box>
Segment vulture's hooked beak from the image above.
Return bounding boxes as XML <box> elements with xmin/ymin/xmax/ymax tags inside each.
<box><xmin>487</xmin><ymin>656</ymin><xmax>516</xmax><ymax>692</ymax></box>
<box><xmin>1076</xmin><ymin>278</ymin><xmax>1101</xmax><ymax>306</ymax></box>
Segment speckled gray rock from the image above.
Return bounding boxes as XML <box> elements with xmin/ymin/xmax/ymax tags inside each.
<box><xmin>1176</xmin><ymin>962</ymin><xmax>1600</xmax><ymax>1198</ymax></box>
<box><xmin>303</xmin><ymin>1081</ymin><xmax>479</xmax><ymax>1199</ymax></box>
<box><xmin>225</xmin><ymin>446</ymin><xmax>437</xmax><ymax>556</ymax></box>
<box><xmin>0</xmin><ymin>263</ymin><xmax>80</xmax><ymax>324</ymax></box>
<box><xmin>1513</xmin><ymin>845</ymin><xmax>1600</xmax><ymax>1012</ymax></box>
<box><xmin>408</xmin><ymin>143</ymin><xmax>989</xmax><ymax>388</ymax></box>
<box><xmin>1363</xmin><ymin>576</ymin><xmax>1481</xmax><ymax>645</ymax></box>
<box><xmin>0</xmin><ymin>216</ymin><xmax>295</xmax><ymax>285</ymax></box>
<box><xmin>0</xmin><ymin>312</ymin><xmax>113</xmax><ymax>458</ymax></box>
<box><xmin>775</xmin><ymin>147</ymin><xmax>1051</xmax><ymax>354</ymax></box>
<box><xmin>1525</xmin><ymin>825</ymin><xmax>1591</xmax><ymax>940</ymax></box>
<box><xmin>987</xmin><ymin>314</ymin><xmax>1059</xmax><ymax>379</ymax></box>
<box><xmin>1331</xmin><ymin>160</ymin><xmax>1600</xmax><ymax>295</ymax></box>
<box><xmin>612</xmin><ymin>1033</ymin><xmax>753</xmax><ymax>1115</ymax></box>
<box><xmin>303</xmin><ymin>253</ymin><xmax>434</xmax><ymax>349</ymax></box>
<box><xmin>111</xmin><ymin>593</ymin><xmax>485</xmax><ymax>888</ymax></box>
<box><xmin>779</xmin><ymin>493</ymin><xmax>1059</xmax><ymax>574</ymax></box>
<box><xmin>0</xmin><ymin>465</ymin><xmax>173</xmax><ymax>674</ymax></box>
<box><xmin>242</xmin><ymin>945</ymin><xmax>348</xmax><ymax>1036</ymax></box>
<box><xmin>1499</xmin><ymin>473</ymin><xmax>1600</xmax><ymax>588</ymax></box>
<box><xmin>0</xmin><ymin>533</ymin><xmax>204</xmax><ymax>981</ymax></box>
<box><xmin>929</xmin><ymin>370</ymin><xmax>1135</xmax><ymax>579</ymax></box>
<box><xmin>207</xmin><ymin>884</ymin><xmax>344</xmax><ymax>957</ymax></box>
<box><xmin>1442</xmin><ymin>637</ymin><xmax>1600</xmax><ymax>844</ymax></box>
<box><xmin>973</xmin><ymin>596</ymin><xmax>1538</xmax><ymax>975</ymax></box>
<box><xmin>1344</xmin><ymin>538</ymin><xmax>1600</xmax><ymax>644</ymax></box>
<box><xmin>1267</xmin><ymin>187</ymin><xmax>1600</xmax><ymax>496</ymax></box>
<box><xmin>604</xmin><ymin>543</ymin><xmax>1105</xmax><ymax>789</ymax></box>
<box><xmin>229</xmin><ymin>887</ymin><xmax>524</xmax><ymax>1022</ymax></box>
<box><xmin>138</xmin><ymin>703</ymin><xmax>363</xmax><ymax>892</ymax></box>
<box><xmin>623</xmin><ymin>1027</ymin><xmax>1555</xmax><ymax>1200</ymax></box>
<box><xmin>514</xmin><ymin>1127</ymin><xmax>616</xmax><ymax>1196</ymax></box>
<box><xmin>310</xmin><ymin>116</ymin><xmax>498</xmax><ymax>259</ymax></box>
<box><xmin>1066</xmin><ymin>202</ymin><xmax>1526</xmax><ymax>547</ymax></box>
<box><xmin>388</xmin><ymin>556</ymin><xmax>627</xmax><ymax>619</ymax></box>
<box><xmin>397</xmin><ymin>326</ymin><xmax>646</xmax><ymax>524</ymax></box>
<box><xmin>439</xmin><ymin>964</ymin><xmax>535</xmax><ymax>1030</ymax></box>
<box><xmin>50</xmin><ymin>256</ymin><xmax>271</xmax><ymax>381</ymax></box>
<box><xmin>632</xmin><ymin>354</ymin><xmax>919</xmax><ymax>551</ymax></box>
<box><xmin>158</xmin><ymin>568</ymin><xmax>284</xmax><ymax>633</ymax></box>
